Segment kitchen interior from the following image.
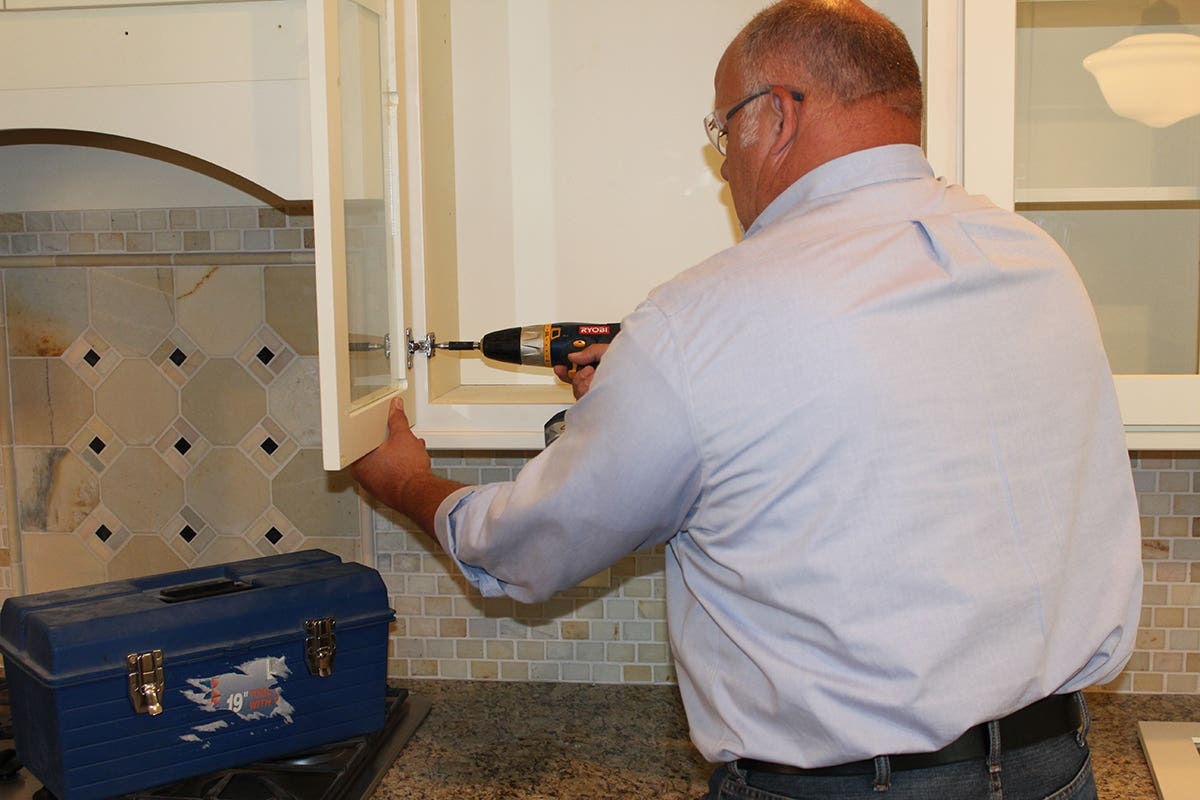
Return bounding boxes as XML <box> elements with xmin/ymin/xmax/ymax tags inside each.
<box><xmin>0</xmin><ymin>0</ymin><xmax>1198</xmax><ymax>798</ymax></box>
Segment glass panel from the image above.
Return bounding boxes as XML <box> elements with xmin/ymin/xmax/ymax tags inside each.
<box><xmin>339</xmin><ymin>0</ymin><xmax>393</xmax><ymax>402</ymax></box>
<box><xmin>1015</xmin><ymin>0</ymin><xmax>1200</xmax><ymax>374</ymax></box>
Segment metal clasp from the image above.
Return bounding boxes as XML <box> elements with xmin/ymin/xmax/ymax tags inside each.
<box><xmin>127</xmin><ymin>650</ymin><xmax>165</xmax><ymax>716</ymax></box>
<box><xmin>305</xmin><ymin>617</ymin><xmax>337</xmax><ymax>677</ymax></box>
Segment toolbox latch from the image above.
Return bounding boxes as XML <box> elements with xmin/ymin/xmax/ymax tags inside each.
<box><xmin>305</xmin><ymin>617</ymin><xmax>337</xmax><ymax>677</ymax></box>
<box><xmin>127</xmin><ymin>650</ymin><xmax>165</xmax><ymax>716</ymax></box>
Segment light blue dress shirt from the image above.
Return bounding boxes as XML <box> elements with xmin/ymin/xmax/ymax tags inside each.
<box><xmin>435</xmin><ymin>144</ymin><xmax>1143</xmax><ymax>767</ymax></box>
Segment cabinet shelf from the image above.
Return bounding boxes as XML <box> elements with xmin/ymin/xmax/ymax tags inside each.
<box><xmin>1016</xmin><ymin>186</ymin><xmax>1200</xmax><ymax>208</ymax></box>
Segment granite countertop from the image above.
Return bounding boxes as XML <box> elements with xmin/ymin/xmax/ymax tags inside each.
<box><xmin>378</xmin><ymin>681</ymin><xmax>1200</xmax><ymax>800</ymax></box>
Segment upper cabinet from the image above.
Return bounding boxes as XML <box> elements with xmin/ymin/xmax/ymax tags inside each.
<box><xmin>963</xmin><ymin>0</ymin><xmax>1200</xmax><ymax>449</ymax></box>
<box><xmin>344</xmin><ymin>0</ymin><xmax>956</xmax><ymax>456</ymax></box>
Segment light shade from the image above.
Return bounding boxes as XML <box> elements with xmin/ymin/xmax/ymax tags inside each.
<box><xmin>1082</xmin><ymin>33</ymin><xmax>1200</xmax><ymax>128</ymax></box>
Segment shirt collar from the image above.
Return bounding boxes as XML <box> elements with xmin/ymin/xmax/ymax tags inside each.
<box><xmin>744</xmin><ymin>144</ymin><xmax>934</xmax><ymax>238</ymax></box>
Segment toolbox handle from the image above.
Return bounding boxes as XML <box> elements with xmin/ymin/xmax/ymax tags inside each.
<box><xmin>157</xmin><ymin>577</ymin><xmax>253</xmax><ymax>603</ymax></box>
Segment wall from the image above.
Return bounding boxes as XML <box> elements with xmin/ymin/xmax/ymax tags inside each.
<box><xmin>0</xmin><ymin>203</ymin><xmax>1195</xmax><ymax>693</ymax></box>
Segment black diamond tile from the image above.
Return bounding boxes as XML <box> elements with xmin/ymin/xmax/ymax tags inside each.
<box><xmin>83</xmin><ymin>349</ymin><xmax>101</xmax><ymax>367</ymax></box>
<box><xmin>95</xmin><ymin>524</ymin><xmax>113</xmax><ymax>543</ymax></box>
<box><xmin>169</xmin><ymin>348</ymin><xmax>188</xmax><ymax>367</ymax></box>
<box><xmin>260</xmin><ymin>437</ymin><xmax>279</xmax><ymax>455</ymax></box>
<box><xmin>179</xmin><ymin>525</ymin><xmax>197</xmax><ymax>543</ymax></box>
<box><xmin>256</xmin><ymin>346</ymin><xmax>275</xmax><ymax>365</ymax></box>
<box><xmin>88</xmin><ymin>437</ymin><xmax>106</xmax><ymax>454</ymax></box>
<box><xmin>174</xmin><ymin>437</ymin><xmax>192</xmax><ymax>455</ymax></box>
<box><xmin>264</xmin><ymin>527</ymin><xmax>283</xmax><ymax>545</ymax></box>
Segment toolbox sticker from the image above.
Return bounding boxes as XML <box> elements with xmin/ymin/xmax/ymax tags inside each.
<box><xmin>181</xmin><ymin>656</ymin><xmax>295</xmax><ymax>729</ymax></box>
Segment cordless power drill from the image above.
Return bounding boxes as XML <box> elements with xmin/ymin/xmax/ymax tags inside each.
<box><xmin>437</xmin><ymin>322</ymin><xmax>621</xmax><ymax>369</ymax></box>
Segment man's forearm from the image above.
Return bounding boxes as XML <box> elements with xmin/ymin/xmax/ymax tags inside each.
<box><xmin>393</xmin><ymin>473</ymin><xmax>467</xmax><ymax>538</ymax></box>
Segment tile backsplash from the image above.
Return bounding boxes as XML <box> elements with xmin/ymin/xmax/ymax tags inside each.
<box><xmin>0</xmin><ymin>204</ymin><xmax>1195</xmax><ymax>693</ymax></box>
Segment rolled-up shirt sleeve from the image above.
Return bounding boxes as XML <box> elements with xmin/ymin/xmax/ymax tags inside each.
<box><xmin>432</xmin><ymin>301</ymin><xmax>702</xmax><ymax>604</ymax></box>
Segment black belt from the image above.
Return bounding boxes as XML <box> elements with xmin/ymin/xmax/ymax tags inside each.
<box><xmin>737</xmin><ymin>693</ymin><xmax>1082</xmax><ymax>778</ymax></box>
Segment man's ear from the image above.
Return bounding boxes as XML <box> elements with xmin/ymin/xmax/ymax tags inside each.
<box><xmin>767</xmin><ymin>86</ymin><xmax>801</xmax><ymax>157</ymax></box>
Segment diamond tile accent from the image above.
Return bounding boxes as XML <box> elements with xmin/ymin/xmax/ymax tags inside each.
<box><xmin>154</xmin><ymin>420</ymin><xmax>212</xmax><ymax>477</ymax></box>
<box><xmin>249</xmin><ymin>509</ymin><xmax>300</xmax><ymax>555</ymax></box>
<box><xmin>153</xmin><ymin>330</ymin><xmax>207</xmax><ymax>387</ymax></box>
<box><xmin>238</xmin><ymin>327</ymin><xmax>295</xmax><ymax>385</ymax></box>
<box><xmin>63</xmin><ymin>330</ymin><xmax>120</xmax><ymax>388</ymax></box>
<box><xmin>238</xmin><ymin>417</ymin><xmax>297</xmax><ymax>476</ymax></box>
<box><xmin>68</xmin><ymin>417</ymin><xmax>126</xmax><ymax>473</ymax></box>
<box><xmin>75</xmin><ymin>505</ymin><xmax>129</xmax><ymax>560</ymax></box>
<box><xmin>162</xmin><ymin>507</ymin><xmax>216</xmax><ymax>559</ymax></box>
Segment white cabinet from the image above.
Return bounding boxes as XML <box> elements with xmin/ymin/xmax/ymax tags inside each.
<box><xmin>324</xmin><ymin>0</ymin><xmax>963</xmax><ymax>461</ymax></box>
<box><xmin>963</xmin><ymin>0</ymin><xmax>1200</xmax><ymax>449</ymax></box>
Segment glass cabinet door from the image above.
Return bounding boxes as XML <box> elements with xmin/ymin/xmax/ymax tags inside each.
<box><xmin>975</xmin><ymin>0</ymin><xmax>1200</xmax><ymax>447</ymax></box>
<box><xmin>310</xmin><ymin>0</ymin><xmax>406</xmax><ymax>469</ymax></box>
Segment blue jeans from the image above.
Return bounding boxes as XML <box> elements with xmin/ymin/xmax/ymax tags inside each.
<box><xmin>704</xmin><ymin>704</ymin><xmax>1097</xmax><ymax>800</ymax></box>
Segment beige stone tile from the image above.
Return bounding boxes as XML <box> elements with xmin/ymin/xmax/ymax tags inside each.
<box><xmin>107</xmin><ymin>534</ymin><xmax>188</xmax><ymax>580</ymax></box>
<box><xmin>272</xmin><ymin>450</ymin><xmax>359</xmax><ymax>537</ymax></box>
<box><xmin>302</xmin><ymin>536</ymin><xmax>360</xmax><ymax>562</ymax></box>
<box><xmin>268</xmin><ymin>357</ymin><xmax>321</xmax><ymax>446</ymax></box>
<box><xmin>265</xmin><ymin>267</ymin><xmax>318</xmax><ymax>355</ymax></box>
<box><xmin>187</xmin><ymin>448</ymin><xmax>269</xmax><ymax>534</ymax></box>
<box><xmin>100</xmin><ymin>447</ymin><xmax>184</xmax><ymax>534</ymax></box>
<box><xmin>91</xmin><ymin>269</ymin><xmax>174</xmax><ymax>357</ymax></box>
<box><xmin>176</xmin><ymin>266</ymin><xmax>263</xmax><ymax>356</ymax></box>
<box><xmin>95</xmin><ymin>359</ymin><xmax>179</xmax><ymax>446</ymax></box>
<box><xmin>21</xmin><ymin>532</ymin><xmax>106</xmax><ymax>593</ymax></box>
<box><xmin>10</xmin><ymin>359</ymin><xmax>92</xmax><ymax>446</ymax></box>
<box><xmin>15</xmin><ymin>448</ymin><xmax>99</xmax><ymax>532</ymax></box>
<box><xmin>180</xmin><ymin>358</ymin><xmax>265</xmax><ymax>445</ymax></box>
<box><xmin>194</xmin><ymin>535</ymin><xmax>260</xmax><ymax>567</ymax></box>
<box><xmin>6</xmin><ymin>268</ymin><xmax>89</xmax><ymax>357</ymax></box>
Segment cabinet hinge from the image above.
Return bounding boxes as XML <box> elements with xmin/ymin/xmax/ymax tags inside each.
<box><xmin>305</xmin><ymin>617</ymin><xmax>337</xmax><ymax>677</ymax></box>
<box><xmin>127</xmin><ymin>650</ymin><xmax>165</xmax><ymax>716</ymax></box>
<box><xmin>406</xmin><ymin>328</ymin><xmax>438</xmax><ymax>369</ymax></box>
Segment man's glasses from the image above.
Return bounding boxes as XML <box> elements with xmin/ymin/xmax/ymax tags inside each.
<box><xmin>704</xmin><ymin>87</ymin><xmax>804</xmax><ymax>156</ymax></box>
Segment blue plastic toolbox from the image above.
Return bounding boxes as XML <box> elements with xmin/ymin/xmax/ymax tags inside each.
<box><xmin>0</xmin><ymin>549</ymin><xmax>395</xmax><ymax>800</ymax></box>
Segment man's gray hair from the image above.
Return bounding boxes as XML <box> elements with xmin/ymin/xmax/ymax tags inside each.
<box><xmin>735</xmin><ymin>0</ymin><xmax>923</xmax><ymax>121</ymax></box>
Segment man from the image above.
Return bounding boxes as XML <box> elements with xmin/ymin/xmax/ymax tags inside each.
<box><xmin>353</xmin><ymin>1</ymin><xmax>1142</xmax><ymax>798</ymax></box>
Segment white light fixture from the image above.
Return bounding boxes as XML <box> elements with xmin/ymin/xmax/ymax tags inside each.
<box><xmin>1082</xmin><ymin>32</ymin><xmax>1200</xmax><ymax>128</ymax></box>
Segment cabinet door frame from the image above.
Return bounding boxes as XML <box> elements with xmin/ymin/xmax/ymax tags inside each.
<box><xmin>310</xmin><ymin>0</ymin><xmax>410</xmax><ymax>469</ymax></box>
<box><xmin>962</xmin><ymin>0</ymin><xmax>1200</xmax><ymax>449</ymax></box>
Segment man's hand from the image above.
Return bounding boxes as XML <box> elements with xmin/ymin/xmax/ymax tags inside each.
<box><xmin>351</xmin><ymin>398</ymin><xmax>464</xmax><ymax>535</ymax></box>
<box><xmin>553</xmin><ymin>343</ymin><xmax>609</xmax><ymax>400</ymax></box>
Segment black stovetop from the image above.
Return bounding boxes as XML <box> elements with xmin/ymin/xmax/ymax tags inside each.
<box><xmin>0</xmin><ymin>681</ymin><xmax>430</xmax><ymax>800</ymax></box>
